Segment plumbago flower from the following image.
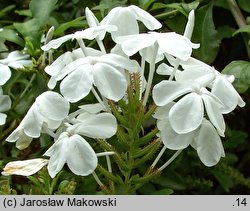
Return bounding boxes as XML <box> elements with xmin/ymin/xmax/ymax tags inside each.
<box><xmin>100</xmin><ymin>5</ymin><xmax>162</xmax><ymax>39</ymax></box>
<box><xmin>153</xmin><ymin>103</ymin><xmax>225</xmax><ymax>166</ymax></box>
<box><xmin>6</xmin><ymin>91</ymin><xmax>70</xmax><ymax>149</ymax></box>
<box><xmin>45</xmin><ymin>53</ymin><xmax>140</xmax><ymax>102</ymax></box>
<box><xmin>44</xmin><ymin>112</ymin><xmax>117</xmax><ymax>178</ymax></box>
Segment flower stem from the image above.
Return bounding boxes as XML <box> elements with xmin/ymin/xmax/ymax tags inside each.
<box><xmin>92</xmin><ymin>171</ymin><xmax>104</xmax><ymax>187</ymax></box>
<box><xmin>96</xmin><ymin>39</ymin><xmax>107</xmax><ymax>54</ymax></box>
<box><xmin>76</xmin><ymin>38</ymin><xmax>87</xmax><ymax>56</ymax></box>
<box><xmin>158</xmin><ymin>150</ymin><xmax>182</xmax><ymax>171</ymax></box>
<box><xmin>150</xmin><ymin>144</ymin><xmax>166</xmax><ymax>169</ymax></box>
<box><xmin>139</xmin><ymin>56</ymin><xmax>146</xmax><ymax>100</ymax></box>
<box><xmin>142</xmin><ymin>43</ymin><xmax>159</xmax><ymax>106</ymax></box>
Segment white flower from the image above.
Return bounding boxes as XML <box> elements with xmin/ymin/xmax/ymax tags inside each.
<box><xmin>152</xmin><ymin>80</ymin><xmax>225</xmax><ymax>136</ymax></box>
<box><xmin>115</xmin><ymin>32</ymin><xmax>199</xmax><ymax>61</ymax></box>
<box><xmin>176</xmin><ymin>58</ymin><xmax>246</xmax><ymax>113</ymax></box>
<box><xmin>41</xmin><ymin>25</ymin><xmax>117</xmax><ymax>51</ymax></box>
<box><xmin>100</xmin><ymin>5</ymin><xmax>162</xmax><ymax>39</ymax></box>
<box><xmin>0</xmin><ymin>51</ymin><xmax>32</xmax><ymax>85</ymax></box>
<box><xmin>44</xmin><ymin>48</ymin><xmax>103</xmax><ymax>89</ymax></box>
<box><xmin>6</xmin><ymin>91</ymin><xmax>70</xmax><ymax>149</ymax></box>
<box><xmin>2</xmin><ymin>158</ymin><xmax>48</xmax><ymax>176</ymax></box>
<box><xmin>49</xmin><ymin>53</ymin><xmax>139</xmax><ymax>102</ymax></box>
<box><xmin>154</xmin><ymin>104</ymin><xmax>225</xmax><ymax>167</ymax></box>
<box><xmin>44</xmin><ymin>113</ymin><xmax>117</xmax><ymax>178</ymax></box>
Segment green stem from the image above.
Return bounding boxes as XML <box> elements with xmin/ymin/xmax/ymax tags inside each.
<box><xmin>227</xmin><ymin>0</ymin><xmax>250</xmax><ymax>60</ymax></box>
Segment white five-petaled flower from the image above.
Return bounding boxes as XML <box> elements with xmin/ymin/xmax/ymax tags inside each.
<box><xmin>0</xmin><ymin>51</ymin><xmax>32</xmax><ymax>86</ymax></box>
<box><xmin>6</xmin><ymin>91</ymin><xmax>70</xmax><ymax>149</ymax></box>
<box><xmin>100</xmin><ymin>5</ymin><xmax>162</xmax><ymax>40</ymax></box>
<box><xmin>0</xmin><ymin>87</ymin><xmax>11</xmax><ymax>125</ymax></box>
<box><xmin>115</xmin><ymin>32</ymin><xmax>199</xmax><ymax>61</ymax></box>
<box><xmin>46</xmin><ymin>53</ymin><xmax>139</xmax><ymax>102</ymax></box>
<box><xmin>44</xmin><ymin>112</ymin><xmax>117</xmax><ymax>178</ymax></box>
<box><xmin>2</xmin><ymin>158</ymin><xmax>48</xmax><ymax>176</ymax></box>
<box><xmin>178</xmin><ymin>57</ymin><xmax>246</xmax><ymax>113</ymax></box>
<box><xmin>153</xmin><ymin>80</ymin><xmax>225</xmax><ymax>136</ymax></box>
<box><xmin>154</xmin><ymin>104</ymin><xmax>225</xmax><ymax>167</ymax></box>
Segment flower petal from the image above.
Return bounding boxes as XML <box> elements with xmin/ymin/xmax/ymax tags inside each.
<box><xmin>202</xmin><ymin>93</ymin><xmax>225</xmax><ymax>136</ymax></box>
<box><xmin>93</xmin><ymin>63</ymin><xmax>127</xmax><ymax>101</ymax></box>
<box><xmin>116</xmin><ymin>33</ymin><xmax>157</xmax><ymax>56</ymax></box>
<box><xmin>101</xmin><ymin>7</ymin><xmax>139</xmax><ymax>39</ymax></box>
<box><xmin>45</xmin><ymin>52</ymin><xmax>73</xmax><ymax>77</ymax></box>
<box><xmin>2</xmin><ymin>158</ymin><xmax>48</xmax><ymax>176</ymax></box>
<box><xmin>157</xmin><ymin>32</ymin><xmax>199</xmax><ymax>60</ymax></box>
<box><xmin>44</xmin><ymin>132</ymin><xmax>68</xmax><ymax>178</ymax></box>
<box><xmin>60</xmin><ymin>65</ymin><xmax>93</xmax><ymax>102</ymax></box>
<box><xmin>41</xmin><ymin>34</ymin><xmax>73</xmax><ymax>51</ymax></box>
<box><xmin>0</xmin><ymin>113</ymin><xmax>7</xmax><ymax>125</ymax></box>
<box><xmin>196</xmin><ymin>119</ymin><xmax>224</xmax><ymax>167</ymax></box>
<box><xmin>0</xmin><ymin>95</ymin><xmax>11</xmax><ymax>112</ymax></box>
<box><xmin>169</xmin><ymin>93</ymin><xmax>203</xmax><ymax>134</ymax></box>
<box><xmin>158</xmin><ymin>118</ymin><xmax>195</xmax><ymax>150</ymax></box>
<box><xmin>152</xmin><ymin>81</ymin><xmax>193</xmax><ymax>106</ymax></box>
<box><xmin>99</xmin><ymin>54</ymin><xmax>140</xmax><ymax>73</ymax></box>
<box><xmin>66</xmin><ymin>135</ymin><xmax>97</xmax><ymax>176</ymax></box>
<box><xmin>0</xmin><ymin>65</ymin><xmax>11</xmax><ymax>85</ymax></box>
<box><xmin>68</xmin><ymin>113</ymin><xmax>117</xmax><ymax>139</ymax></box>
<box><xmin>129</xmin><ymin>5</ymin><xmax>162</xmax><ymax>30</ymax></box>
<box><xmin>22</xmin><ymin>106</ymin><xmax>43</xmax><ymax>138</ymax></box>
<box><xmin>212</xmin><ymin>76</ymin><xmax>244</xmax><ymax>114</ymax></box>
<box><xmin>35</xmin><ymin>91</ymin><xmax>70</xmax><ymax>121</ymax></box>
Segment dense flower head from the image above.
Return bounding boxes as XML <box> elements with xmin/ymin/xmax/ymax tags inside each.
<box><xmin>2</xmin><ymin>5</ymin><xmax>247</xmax><ymax>182</ymax></box>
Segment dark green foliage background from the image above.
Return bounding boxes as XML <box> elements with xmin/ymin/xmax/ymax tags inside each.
<box><xmin>0</xmin><ymin>0</ymin><xmax>249</xmax><ymax>194</ymax></box>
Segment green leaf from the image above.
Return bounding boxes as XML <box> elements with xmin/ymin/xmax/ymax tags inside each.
<box><xmin>217</xmin><ymin>25</ymin><xmax>236</xmax><ymax>39</ymax></box>
<box><xmin>54</xmin><ymin>17</ymin><xmax>86</xmax><ymax>36</ymax></box>
<box><xmin>30</xmin><ymin>0</ymin><xmax>58</xmax><ymax>24</ymax></box>
<box><xmin>15</xmin><ymin>9</ymin><xmax>32</xmax><ymax>17</ymax></box>
<box><xmin>211</xmin><ymin>169</ymin><xmax>234</xmax><ymax>192</ymax></box>
<box><xmin>238</xmin><ymin>0</ymin><xmax>250</xmax><ymax>13</ymax></box>
<box><xmin>222</xmin><ymin>60</ymin><xmax>250</xmax><ymax>93</ymax></box>
<box><xmin>0</xmin><ymin>40</ymin><xmax>8</xmax><ymax>52</ymax></box>
<box><xmin>233</xmin><ymin>25</ymin><xmax>250</xmax><ymax>36</ymax></box>
<box><xmin>0</xmin><ymin>5</ymin><xmax>15</xmax><ymax>18</ymax></box>
<box><xmin>152</xmin><ymin>188</ymin><xmax>174</xmax><ymax>195</ymax></box>
<box><xmin>192</xmin><ymin>2</ymin><xmax>221</xmax><ymax>64</ymax></box>
<box><xmin>0</xmin><ymin>28</ymin><xmax>24</xmax><ymax>47</ymax></box>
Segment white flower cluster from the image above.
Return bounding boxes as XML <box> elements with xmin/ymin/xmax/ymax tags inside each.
<box><xmin>2</xmin><ymin>6</ymin><xmax>245</xmax><ymax>177</ymax></box>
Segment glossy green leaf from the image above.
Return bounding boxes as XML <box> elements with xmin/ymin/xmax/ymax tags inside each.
<box><xmin>222</xmin><ymin>60</ymin><xmax>250</xmax><ymax>93</ymax></box>
<box><xmin>0</xmin><ymin>28</ymin><xmax>24</xmax><ymax>46</ymax></box>
<box><xmin>192</xmin><ymin>2</ymin><xmax>221</xmax><ymax>64</ymax></box>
